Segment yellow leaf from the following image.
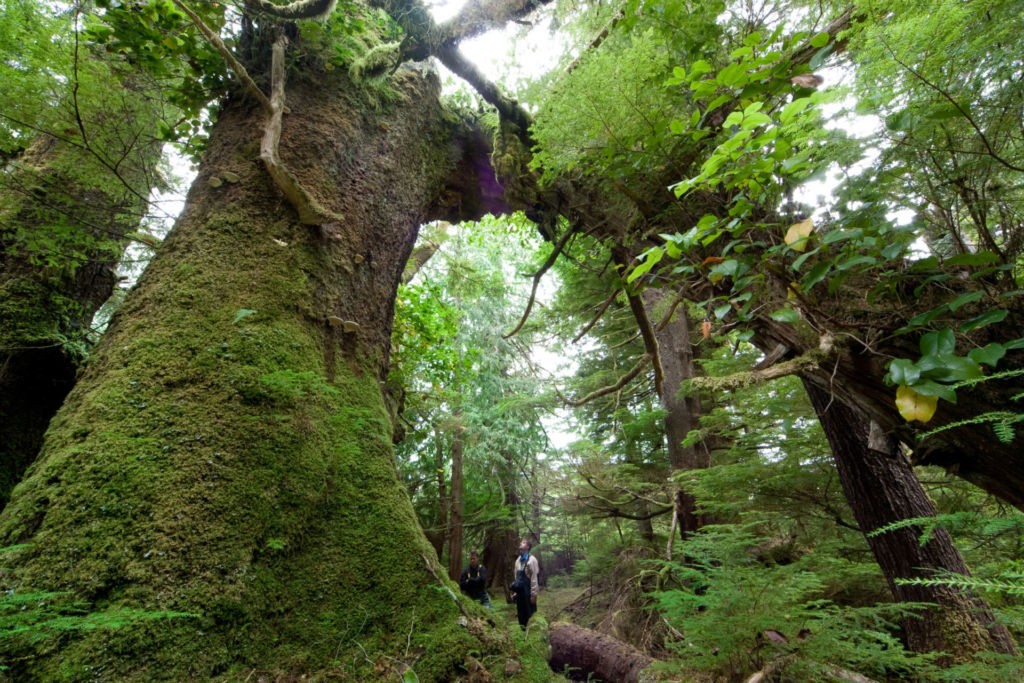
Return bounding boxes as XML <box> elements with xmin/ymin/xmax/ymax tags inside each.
<box><xmin>784</xmin><ymin>218</ymin><xmax>815</xmax><ymax>252</ymax></box>
<box><xmin>895</xmin><ymin>385</ymin><xmax>938</xmax><ymax>423</ymax></box>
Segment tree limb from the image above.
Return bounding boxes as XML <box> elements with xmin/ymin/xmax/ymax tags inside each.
<box><xmin>573</xmin><ymin>289</ymin><xmax>619</xmax><ymax>343</ymax></box>
<box><xmin>436</xmin><ymin>0</ymin><xmax>554</xmax><ymax>46</ymax></box>
<box><xmin>690</xmin><ymin>333</ymin><xmax>834</xmax><ymax>392</ymax></box>
<box><xmin>563</xmin><ymin>354</ymin><xmax>651</xmax><ymax>407</ymax></box>
<box><xmin>503</xmin><ymin>223</ymin><xmax>577</xmax><ymax>338</ymax></box>
<box><xmin>172</xmin><ymin>0</ymin><xmax>270</xmax><ymax>111</ymax></box>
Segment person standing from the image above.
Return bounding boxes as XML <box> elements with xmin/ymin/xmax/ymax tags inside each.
<box><xmin>510</xmin><ymin>538</ymin><xmax>539</xmax><ymax>628</ymax></box>
<box><xmin>459</xmin><ymin>549</ymin><xmax>491</xmax><ymax>608</ymax></box>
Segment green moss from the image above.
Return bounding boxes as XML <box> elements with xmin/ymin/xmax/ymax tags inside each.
<box><xmin>0</xmin><ymin>51</ymin><xmax>516</xmax><ymax>680</ymax></box>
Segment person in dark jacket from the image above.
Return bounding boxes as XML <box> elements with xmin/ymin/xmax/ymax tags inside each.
<box><xmin>459</xmin><ymin>549</ymin><xmax>491</xmax><ymax>608</ymax></box>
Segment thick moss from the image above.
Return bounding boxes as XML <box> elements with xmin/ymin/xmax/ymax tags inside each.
<box><xmin>0</xmin><ymin>52</ymin><xmax>517</xmax><ymax>680</ymax></box>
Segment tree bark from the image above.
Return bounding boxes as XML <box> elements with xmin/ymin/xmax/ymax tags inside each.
<box><xmin>0</xmin><ymin>54</ymin><xmax>507</xmax><ymax>678</ymax></box>
<box><xmin>0</xmin><ymin>130</ymin><xmax>158</xmax><ymax>509</ymax></box>
<box><xmin>643</xmin><ymin>289</ymin><xmax>706</xmax><ymax>540</ymax></box>
<box><xmin>803</xmin><ymin>380</ymin><xmax>1017</xmax><ymax>659</ymax></box>
<box><xmin>549</xmin><ymin>622</ymin><xmax>653</xmax><ymax>682</ymax></box>
<box><xmin>447</xmin><ymin>420</ymin><xmax>464</xmax><ymax>581</ymax></box>
<box><xmin>483</xmin><ymin>449</ymin><xmax>520</xmax><ymax>598</ymax></box>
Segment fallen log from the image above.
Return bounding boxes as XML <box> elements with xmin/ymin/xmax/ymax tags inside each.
<box><xmin>548</xmin><ymin>622</ymin><xmax>653</xmax><ymax>682</ymax></box>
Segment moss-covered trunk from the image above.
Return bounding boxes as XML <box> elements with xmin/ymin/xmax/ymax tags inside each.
<box><xmin>0</xmin><ymin>59</ymin><xmax>508</xmax><ymax>679</ymax></box>
<box><xmin>803</xmin><ymin>381</ymin><xmax>1016</xmax><ymax>659</ymax></box>
<box><xmin>0</xmin><ymin>132</ymin><xmax>157</xmax><ymax>508</ymax></box>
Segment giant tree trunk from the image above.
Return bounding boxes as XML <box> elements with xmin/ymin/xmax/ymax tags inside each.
<box><xmin>0</xmin><ymin>56</ymin><xmax>507</xmax><ymax>679</ymax></box>
<box><xmin>0</xmin><ymin>131</ymin><xmax>157</xmax><ymax>508</ymax></box>
<box><xmin>803</xmin><ymin>381</ymin><xmax>1016</xmax><ymax>659</ymax></box>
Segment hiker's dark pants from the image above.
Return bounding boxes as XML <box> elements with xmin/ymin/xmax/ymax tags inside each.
<box><xmin>515</xmin><ymin>588</ymin><xmax>535</xmax><ymax>627</ymax></box>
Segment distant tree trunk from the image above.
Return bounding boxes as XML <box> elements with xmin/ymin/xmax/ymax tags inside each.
<box><xmin>0</xmin><ymin>50</ymin><xmax>508</xmax><ymax>678</ymax></box>
<box><xmin>0</xmin><ymin>131</ymin><xmax>157</xmax><ymax>508</ymax></box>
<box><xmin>803</xmin><ymin>381</ymin><xmax>1017</xmax><ymax>659</ymax></box>
<box><xmin>483</xmin><ymin>449</ymin><xmax>519</xmax><ymax>598</ymax></box>
<box><xmin>426</xmin><ymin>424</ymin><xmax>448</xmax><ymax>560</ymax></box>
<box><xmin>447</xmin><ymin>420</ymin><xmax>464</xmax><ymax>581</ymax></box>
<box><xmin>643</xmin><ymin>289</ymin><xmax>706</xmax><ymax>544</ymax></box>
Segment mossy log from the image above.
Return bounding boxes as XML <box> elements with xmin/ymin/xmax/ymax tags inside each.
<box><xmin>548</xmin><ymin>622</ymin><xmax>653</xmax><ymax>682</ymax></box>
<box><xmin>0</xmin><ymin>52</ymin><xmax>510</xmax><ymax>680</ymax></box>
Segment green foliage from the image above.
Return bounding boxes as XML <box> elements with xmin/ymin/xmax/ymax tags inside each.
<box><xmin>655</xmin><ymin>523</ymin><xmax>933</xmax><ymax>681</ymax></box>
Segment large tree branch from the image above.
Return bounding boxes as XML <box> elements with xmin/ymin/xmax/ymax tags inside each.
<box><xmin>503</xmin><ymin>223</ymin><xmax>577</xmax><ymax>338</ymax></box>
<box><xmin>436</xmin><ymin>0</ymin><xmax>554</xmax><ymax>46</ymax></box>
<box><xmin>690</xmin><ymin>333</ymin><xmax>835</xmax><ymax>392</ymax></box>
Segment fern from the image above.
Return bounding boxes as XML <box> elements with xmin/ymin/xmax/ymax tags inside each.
<box><xmin>894</xmin><ymin>573</ymin><xmax>1024</xmax><ymax>597</ymax></box>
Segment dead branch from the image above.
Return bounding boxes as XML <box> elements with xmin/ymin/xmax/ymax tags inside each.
<box><xmin>172</xmin><ymin>0</ymin><xmax>270</xmax><ymax>110</ymax></box>
<box><xmin>503</xmin><ymin>223</ymin><xmax>577</xmax><ymax>338</ymax></box>
<box><xmin>573</xmin><ymin>289</ymin><xmax>619</xmax><ymax>343</ymax></box>
<box><xmin>624</xmin><ymin>289</ymin><xmax>665</xmax><ymax>398</ymax></box>
<box><xmin>563</xmin><ymin>354</ymin><xmax>650</xmax><ymax>407</ymax></box>
<box><xmin>565</xmin><ymin>10</ymin><xmax>624</xmax><ymax>74</ymax></box>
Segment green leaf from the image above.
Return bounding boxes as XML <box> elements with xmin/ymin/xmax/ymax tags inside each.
<box><xmin>835</xmin><ymin>255</ymin><xmax>876</xmax><ymax>271</ymax></box>
<box><xmin>743</xmin><ymin>31</ymin><xmax>762</xmax><ymax>47</ymax></box>
<box><xmin>947</xmin><ymin>291</ymin><xmax>983</xmax><ymax>312</ymax></box>
<box><xmin>232</xmin><ymin>309</ymin><xmax>257</xmax><ymax>324</ymax></box>
<box><xmin>769</xmin><ymin>308</ymin><xmax>800</xmax><ymax>323</ymax></box>
<box><xmin>959</xmin><ymin>309</ymin><xmax>1008</xmax><ymax>333</ymax></box>
<box><xmin>920</xmin><ymin>329</ymin><xmax>956</xmax><ymax>357</ymax></box>
<box><xmin>887</xmin><ymin>358</ymin><xmax>921</xmax><ymax>387</ymax></box>
<box><xmin>908</xmin><ymin>380</ymin><xmax>958</xmax><ymax>404</ymax></box>
<box><xmin>809</xmin><ymin>32</ymin><xmax>830</xmax><ymax>48</ymax></box>
<box><xmin>946</xmin><ymin>251</ymin><xmax>1000</xmax><ymax>267</ymax></box>
<box><xmin>779</xmin><ymin>97</ymin><xmax>812</xmax><ymax>124</ymax></box>
<box><xmin>714</xmin><ymin>303</ymin><xmax>732</xmax><ymax>320</ymax></box>
<box><xmin>822</xmin><ymin>229</ymin><xmax>863</xmax><ymax>245</ymax></box>
<box><xmin>968</xmin><ymin>343</ymin><xmax>1006</xmax><ymax>368</ymax></box>
<box><xmin>802</xmin><ymin>261</ymin><xmax>832</xmax><ymax>289</ymax></box>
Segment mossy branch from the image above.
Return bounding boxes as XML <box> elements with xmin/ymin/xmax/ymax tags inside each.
<box><xmin>435</xmin><ymin>0</ymin><xmax>553</xmax><ymax>46</ymax></box>
<box><xmin>174</xmin><ymin>3</ymin><xmax>339</xmax><ymax>225</ymax></box>
<box><xmin>245</xmin><ymin>0</ymin><xmax>338</xmax><ymax>20</ymax></box>
<box><xmin>690</xmin><ymin>333</ymin><xmax>835</xmax><ymax>392</ymax></box>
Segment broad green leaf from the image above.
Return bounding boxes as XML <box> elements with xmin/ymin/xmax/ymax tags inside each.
<box><xmin>968</xmin><ymin>343</ymin><xmax>1006</xmax><ymax>368</ymax></box>
<box><xmin>895</xmin><ymin>385</ymin><xmax>938</xmax><ymax>423</ymax></box>
<box><xmin>908</xmin><ymin>380</ymin><xmax>957</xmax><ymax>404</ymax></box>
<box><xmin>947</xmin><ymin>291</ymin><xmax>983</xmax><ymax>312</ymax></box>
<box><xmin>714</xmin><ymin>303</ymin><xmax>732</xmax><ymax>320</ymax></box>
<box><xmin>920</xmin><ymin>329</ymin><xmax>956</xmax><ymax>357</ymax></box>
<box><xmin>887</xmin><ymin>359</ymin><xmax>921</xmax><ymax>387</ymax></box>
<box><xmin>835</xmin><ymin>255</ymin><xmax>876</xmax><ymax>271</ymax></box>
<box><xmin>809</xmin><ymin>32</ymin><xmax>831</xmax><ymax>48</ymax></box>
<box><xmin>959</xmin><ymin>309</ymin><xmax>1008</xmax><ymax>333</ymax></box>
<box><xmin>802</xmin><ymin>261</ymin><xmax>832</xmax><ymax>289</ymax></box>
<box><xmin>779</xmin><ymin>97</ymin><xmax>812</xmax><ymax>124</ymax></box>
<box><xmin>946</xmin><ymin>251</ymin><xmax>1000</xmax><ymax>267</ymax></box>
<box><xmin>770</xmin><ymin>308</ymin><xmax>800</xmax><ymax>323</ymax></box>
